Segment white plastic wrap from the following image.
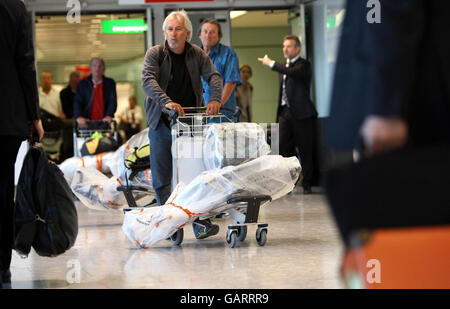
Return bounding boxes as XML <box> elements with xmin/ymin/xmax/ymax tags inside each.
<box><xmin>83</xmin><ymin>129</ymin><xmax>149</xmax><ymax>181</ymax></box>
<box><xmin>59</xmin><ymin>128</ymin><xmax>150</xmax><ymax>185</ymax></box>
<box><xmin>104</xmin><ymin>143</ymin><xmax>127</xmax><ymax>179</ymax></box>
<box><xmin>122</xmin><ymin>155</ymin><xmax>301</xmax><ymax>248</ymax></box>
<box><xmin>59</xmin><ymin>152</ymin><xmax>115</xmax><ymax>184</ymax></box>
<box><xmin>71</xmin><ymin>167</ymin><xmax>127</xmax><ymax>211</ymax></box>
<box><xmin>203</xmin><ymin>123</ymin><xmax>271</xmax><ymax>171</ymax></box>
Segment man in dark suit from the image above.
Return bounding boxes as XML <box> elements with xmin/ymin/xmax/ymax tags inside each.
<box><xmin>325</xmin><ymin>0</ymin><xmax>450</xmax><ymax>244</ymax></box>
<box><xmin>0</xmin><ymin>0</ymin><xmax>44</xmax><ymax>287</ymax></box>
<box><xmin>258</xmin><ymin>35</ymin><xmax>318</xmax><ymax>194</ymax></box>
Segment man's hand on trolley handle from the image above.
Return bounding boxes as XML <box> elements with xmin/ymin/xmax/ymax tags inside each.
<box><xmin>165</xmin><ymin>102</ymin><xmax>185</xmax><ymax>117</ymax></box>
<box><xmin>205</xmin><ymin>100</ymin><xmax>221</xmax><ymax>116</ymax></box>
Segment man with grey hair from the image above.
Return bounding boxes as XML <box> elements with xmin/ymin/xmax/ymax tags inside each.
<box><xmin>142</xmin><ymin>10</ymin><xmax>223</xmax><ymax>239</ymax></box>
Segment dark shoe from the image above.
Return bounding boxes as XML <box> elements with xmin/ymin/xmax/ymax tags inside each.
<box><xmin>303</xmin><ymin>187</ymin><xmax>312</xmax><ymax>195</ymax></box>
<box><xmin>1</xmin><ymin>269</ymin><xmax>11</xmax><ymax>284</ymax></box>
<box><xmin>193</xmin><ymin>219</ymin><xmax>219</xmax><ymax>240</ymax></box>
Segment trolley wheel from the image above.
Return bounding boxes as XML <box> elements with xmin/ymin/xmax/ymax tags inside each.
<box><xmin>170</xmin><ymin>229</ymin><xmax>184</xmax><ymax>246</ymax></box>
<box><xmin>256</xmin><ymin>228</ymin><xmax>267</xmax><ymax>246</ymax></box>
<box><xmin>237</xmin><ymin>225</ymin><xmax>247</xmax><ymax>242</ymax></box>
<box><xmin>226</xmin><ymin>230</ymin><xmax>238</xmax><ymax>248</ymax></box>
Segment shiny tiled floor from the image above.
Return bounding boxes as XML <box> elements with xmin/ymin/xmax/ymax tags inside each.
<box><xmin>8</xmin><ymin>186</ymin><xmax>345</xmax><ymax>289</ymax></box>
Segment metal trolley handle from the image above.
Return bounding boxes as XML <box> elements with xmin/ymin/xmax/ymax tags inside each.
<box><xmin>162</xmin><ymin>106</ymin><xmax>241</xmax><ymax>127</ymax></box>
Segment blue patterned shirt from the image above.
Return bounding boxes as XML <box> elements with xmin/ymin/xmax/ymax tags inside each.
<box><xmin>201</xmin><ymin>43</ymin><xmax>242</xmax><ymax>121</ymax></box>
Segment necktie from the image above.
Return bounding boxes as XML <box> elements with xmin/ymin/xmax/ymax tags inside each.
<box><xmin>282</xmin><ymin>62</ymin><xmax>289</xmax><ymax>107</ymax></box>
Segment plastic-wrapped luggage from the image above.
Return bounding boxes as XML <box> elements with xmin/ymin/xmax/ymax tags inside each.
<box><xmin>70</xmin><ymin>166</ymin><xmax>155</xmax><ymax>211</ymax></box>
<box><xmin>70</xmin><ymin>167</ymin><xmax>127</xmax><ymax>211</ymax></box>
<box><xmin>203</xmin><ymin>123</ymin><xmax>271</xmax><ymax>170</ymax></box>
<box><xmin>68</xmin><ymin>127</ymin><xmax>154</xmax><ymax>211</ymax></box>
<box><xmin>14</xmin><ymin>145</ymin><xmax>78</xmax><ymax>257</ymax></box>
<box><xmin>59</xmin><ymin>152</ymin><xmax>115</xmax><ymax>184</ymax></box>
<box><xmin>122</xmin><ymin>155</ymin><xmax>300</xmax><ymax>248</ymax></box>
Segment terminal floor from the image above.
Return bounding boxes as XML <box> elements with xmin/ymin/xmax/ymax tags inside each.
<box><xmin>8</xmin><ymin>187</ymin><xmax>345</xmax><ymax>289</ymax></box>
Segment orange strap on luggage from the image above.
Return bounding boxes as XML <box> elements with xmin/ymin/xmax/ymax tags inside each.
<box><xmin>165</xmin><ymin>186</ymin><xmax>203</xmax><ymax>220</ymax></box>
<box><xmin>95</xmin><ymin>153</ymin><xmax>104</xmax><ymax>171</ymax></box>
<box><xmin>167</xmin><ymin>202</ymin><xmax>202</xmax><ymax>220</ymax></box>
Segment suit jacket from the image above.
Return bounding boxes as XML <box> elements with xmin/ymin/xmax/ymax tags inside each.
<box><xmin>60</xmin><ymin>85</ymin><xmax>75</xmax><ymax>119</ymax></box>
<box><xmin>0</xmin><ymin>0</ymin><xmax>40</xmax><ymax>138</ymax></box>
<box><xmin>142</xmin><ymin>41</ymin><xmax>222</xmax><ymax>130</ymax></box>
<box><xmin>327</xmin><ymin>0</ymin><xmax>450</xmax><ymax>151</ymax></box>
<box><xmin>273</xmin><ymin>57</ymin><xmax>317</xmax><ymax>121</ymax></box>
<box><xmin>73</xmin><ymin>75</ymin><xmax>117</xmax><ymax>120</ymax></box>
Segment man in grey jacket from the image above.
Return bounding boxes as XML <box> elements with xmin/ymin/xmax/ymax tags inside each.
<box><xmin>142</xmin><ymin>10</ymin><xmax>223</xmax><ymax>239</ymax></box>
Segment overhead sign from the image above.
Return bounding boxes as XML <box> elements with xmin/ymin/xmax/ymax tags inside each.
<box><xmin>119</xmin><ymin>0</ymin><xmax>213</xmax><ymax>4</ymax></box>
<box><xmin>145</xmin><ymin>0</ymin><xmax>213</xmax><ymax>2</ymax></box>
<box><xmin>102</xmin><ymin>19</ymin><xmax>148</xmax><ymax>34</ymax></box>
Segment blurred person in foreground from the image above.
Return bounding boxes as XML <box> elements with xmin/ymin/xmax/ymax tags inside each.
<box><xmin>0</xmin><ymin>0</ymin><xmax>44</xmax><ymax>288</ymax></box>
<box><xmin>324</xmin><ymin>0</ymin><xmax>450</xmax><ymax>245</ymax></box>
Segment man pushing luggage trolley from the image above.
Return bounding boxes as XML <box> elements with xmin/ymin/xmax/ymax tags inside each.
<box><xmin>142</xmin><ymin>10</ymin><xmax>223</xmax><ymax>239</ymax></box>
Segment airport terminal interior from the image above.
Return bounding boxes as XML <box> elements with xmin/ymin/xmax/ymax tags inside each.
<box><xmin>5</xmin><ymin>0</ymin><xmax>448</xmax><ymax>291</ymax></box>
<box><xmin>6</xmin><ymin>0</ymin><xmax>347</xmax><ymax>290</ymax></box>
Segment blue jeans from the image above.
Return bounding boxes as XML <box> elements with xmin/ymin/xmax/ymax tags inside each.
<box><xmin>149</xmin><ymin>118</ymin><xmax>172</xmax><ymax>205</ymax></box>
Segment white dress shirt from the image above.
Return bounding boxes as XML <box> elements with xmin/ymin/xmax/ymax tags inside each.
<box><xmin>269</xmin><ymin>53</ymin><xmax>302</xmax><ymax>107</ymax></box>
<box><xmin>39</xmin><ymin>87</ymin><xmax>62</xmax><ymax>117</ymax></box>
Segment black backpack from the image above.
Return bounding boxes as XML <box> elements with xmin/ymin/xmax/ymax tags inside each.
<box><xmin>14</xmin><ymin>145</ymin><xmax>78</xmax><ymax>257</ymax></box>
<box><xmin>40</xmin><ymin>109</ymin><xmax>63</xmax><ymax>131</ymax></box>
<box><xmin>80</xmin><ymin>136</ymin><xmax>118</xmax><ymax>156</ymax></box>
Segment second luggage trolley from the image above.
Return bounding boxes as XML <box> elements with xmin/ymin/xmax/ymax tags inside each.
<box><xmin>165</xmin><ymin>107</ymin><xmax>271</xmax><ymax>248</ymax></box>
<box><xmin>73</xmin><ymin>120</ymin><xmax>119</xmax><ymax>157</ymax></box>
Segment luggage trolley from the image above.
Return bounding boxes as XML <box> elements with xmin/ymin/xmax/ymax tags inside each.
<box><xmin>164</xmin><ymin>107</ymin><xmax>271</xmax><ymax>248</ymax></box>
<box><xmin>73</xmin><ymin>120</ymin><xmax>119</xmax><ymax>157</ymax></box>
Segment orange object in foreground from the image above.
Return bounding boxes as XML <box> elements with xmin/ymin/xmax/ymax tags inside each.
<box><xmin>341</xmin><ymin>225</ymin><xmax>450</xmax><ymax>289</ymax></box>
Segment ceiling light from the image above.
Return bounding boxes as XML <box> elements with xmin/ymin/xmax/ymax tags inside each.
<box><xmin>230</xmin><ymin>11</ymin><xmax>247</xmax><ymax>20</ymax></box>
<box><xmin>336</xmin><ymin>9</ymin><xmax>346</xmax><ymax>27</ymax></box>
